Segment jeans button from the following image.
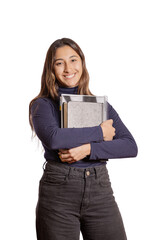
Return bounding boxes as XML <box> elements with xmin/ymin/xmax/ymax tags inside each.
<box><xmin>86</xmin><ymin>171</ymin><xmax>90</xmax><ymax>176</ymax></box>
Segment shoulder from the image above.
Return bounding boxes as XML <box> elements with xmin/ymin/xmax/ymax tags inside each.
<box><xmin>107</xmin><ymin>102</ymin><xmax>119</xmax><ymax>120</ymax></box>
<box><xmin>107</xmin><ymin>102</ymin><xmax>114</xmax><ymax>113</ymax></box>
<box><xmin>33</xmin><ymin>97</ymin><xmax>53</xmax><ymax>104</ymax></box>
<box><xmin>31</xmin><ymin>97</ymin><xmax>51</xmax><ymax>109</ymax></box>
<box><xmin>31</xmin><ymin>97</ymin><xmax>58</xmax><ymax>115</ymax></box>
<box><xmin>32</xmin><ymin>97</ymin><xmax>58</xmax><ymax>107</ymax></box>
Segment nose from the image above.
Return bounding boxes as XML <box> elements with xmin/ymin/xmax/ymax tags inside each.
<box><xmin>64</xmin><ymin>62</ymin><xmax>72</xmax><ymax>73</ymax></box>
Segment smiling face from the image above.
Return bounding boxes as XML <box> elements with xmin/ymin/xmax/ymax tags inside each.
<box><xmin>53</xmin><ymin>45</ymin><xmax>83</xmax><ymax>88</ymax></box>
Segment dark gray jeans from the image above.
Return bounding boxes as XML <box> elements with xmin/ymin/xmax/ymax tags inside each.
<box><xmin>36</xmin><ymin>161</ymin><xmax>127</xmax><ymax>240</ymax></box>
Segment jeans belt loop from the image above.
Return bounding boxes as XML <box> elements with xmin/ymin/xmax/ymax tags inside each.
<box><xmin>94</xmin><ymin>168</ymin><xmax>98</xmax><ymax>179</ymax></box>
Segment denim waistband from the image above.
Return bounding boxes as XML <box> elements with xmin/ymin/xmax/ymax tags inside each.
<box><xmin>44</xmin><ymin>160</ymin><xmax>108</xmax><ymax>179</ymax></box>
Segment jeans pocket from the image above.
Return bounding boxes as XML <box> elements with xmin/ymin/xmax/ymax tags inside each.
<box><xmin>41</xmin><ymin>171</ymin><xmax>68</xmax><ymax>186</ymax></box>
<box><xmin>98</xmin><ymin>172</ymin><xmax>110</xmax><ymax>187</ymax></box>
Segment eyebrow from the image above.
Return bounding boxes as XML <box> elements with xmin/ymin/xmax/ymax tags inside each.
<box><xmin>54</xmin><ymin>55</ymin><xmax>78</xmax><ymax>62</ymax></box>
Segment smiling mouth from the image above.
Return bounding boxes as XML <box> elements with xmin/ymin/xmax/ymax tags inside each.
<box><xmin>64</xmin><ymin>73</ymin><xmax>76</xmax><ymax>79</ymax></box>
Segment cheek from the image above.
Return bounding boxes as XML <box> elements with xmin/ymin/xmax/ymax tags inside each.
<box><xmin>75</xmin><ymin>63</ymin><xmax>83</xmax><ymax>75</ymax></box>
<box><xmin>54</xmin><ymin>68</ymin><xmax>63</xmax><ymax>77</ymax></box>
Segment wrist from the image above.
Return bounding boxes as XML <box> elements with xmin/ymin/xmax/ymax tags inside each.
<box><xmin>86</xmin><ymin>143</ymin><xmax>91</xmax><ymax>156</ymax></box>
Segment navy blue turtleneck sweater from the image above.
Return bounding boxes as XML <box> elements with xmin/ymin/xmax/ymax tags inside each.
<box><xmin>31</xmin><ymin>86</ymin><xmax>138</xmax><ymax>168</ymax></box>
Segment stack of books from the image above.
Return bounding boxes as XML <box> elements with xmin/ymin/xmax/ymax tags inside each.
<box><xmin>60</xmin><ymin>94</ymin><xmax>108</xmax><ymax>128</ymax></box>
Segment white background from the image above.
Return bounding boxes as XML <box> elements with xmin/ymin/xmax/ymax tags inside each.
<box><xmin>0</xmin><ymin>0</ymin><xmax>160</xmax><ymax>239</ymax></box>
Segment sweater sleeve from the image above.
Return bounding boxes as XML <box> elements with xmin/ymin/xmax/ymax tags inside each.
<box><xmin>31</xmin><ymin>98</ymin><xmax>103</xmax><ymax>150</ymax></box>
<box><xmin>89</xmin><ymin>103</ymin><xmax>138</xmax><ymax>160</ymax></box>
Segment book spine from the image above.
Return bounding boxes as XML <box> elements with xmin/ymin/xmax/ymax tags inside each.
<box><xmin>60</xmin><ymin>96</ymin><xmax>63</xmax><ymax>128</ymax></box>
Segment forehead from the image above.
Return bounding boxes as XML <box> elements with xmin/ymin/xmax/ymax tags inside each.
<box><xmin>55</xmin><ymin>45</ymin><xmax>79</xmax><ymax>59</ymax></box>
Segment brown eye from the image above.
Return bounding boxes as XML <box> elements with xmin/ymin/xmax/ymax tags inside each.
<box><xmin>56</xmin><ymin>62</ymin><xmax>63</xmax><ymax>66</ymax></box>
<box><xmin>71</xmin><ymin>59</ymin><xmax>77</xmax><ymax>62</ymax></box>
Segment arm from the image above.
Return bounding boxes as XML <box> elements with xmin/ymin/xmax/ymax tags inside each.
<box><xmin>31</xmin><ymin>98</ymin><xmax>103</xmax><ymax>150</ymax></box>
<box><xmin>89</xmin><ymin>103</ymin><xmax>138</xmax><ymax>160</ymax></box>
<box><xmin>58</xmin><ymin>119</ymin><xmax>115</xmax><ymax>163</ymax></box>
<box><xmin>59</xmin><ymin>143</ymin><xmax>91</xmax><ymax>164</ymax></box>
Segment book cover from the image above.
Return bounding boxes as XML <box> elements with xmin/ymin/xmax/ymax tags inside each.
<box><xmin>60</xmin><ymin>94</ymin><xmax>108</xmax><ymax>128</ymax></box>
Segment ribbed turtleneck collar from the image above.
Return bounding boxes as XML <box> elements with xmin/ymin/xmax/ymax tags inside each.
<box><xmin>58</xmin><ymin>85</ymin><xmax>78</xmax><ymax>96</ymax></box>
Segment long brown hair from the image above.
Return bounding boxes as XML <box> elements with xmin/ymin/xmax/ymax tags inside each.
<box><xmin>29</xmin><ymin>38</ymin><xmax>94</xmax><ymax>130</ymax></box>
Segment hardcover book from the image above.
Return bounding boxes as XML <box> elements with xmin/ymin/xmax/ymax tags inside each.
<box><xmin>60</xmin><ymin>94</ymin><xmax>108</xmax><ymax>128</ymax></box>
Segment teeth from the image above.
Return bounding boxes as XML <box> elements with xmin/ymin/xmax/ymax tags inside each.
<box><xmin>65</xmin><ymin>74</ymin><xmax>75</xmax><ymax>79</ymax></box>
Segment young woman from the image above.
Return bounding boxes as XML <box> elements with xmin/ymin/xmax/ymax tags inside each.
<box><xmin>29</xmin><ymin>38</ymin><xmax>138</xmax><ymax>240</ymax></box>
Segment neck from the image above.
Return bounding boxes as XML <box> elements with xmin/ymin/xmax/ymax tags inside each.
<box><xmin>58</xmin><ymin>85</ymin><xmax>78</xmax><ymax>96</ymax></box>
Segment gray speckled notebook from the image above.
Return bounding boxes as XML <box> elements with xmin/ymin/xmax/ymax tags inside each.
<box><xmin>64</xmin><ymin>101</ymin><xmax>103</xmax><ymax>128</ymax></box>
<box><xmin>60</xmin><ymin>94</ymin><xmax>108</xmax><ymax>128</ymax></box>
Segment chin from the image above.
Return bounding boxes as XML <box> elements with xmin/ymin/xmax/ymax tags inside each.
<box><xmin>66</xmin><ymin>82</ymin><xmax>79</xmax><ymax>88</ymax></box>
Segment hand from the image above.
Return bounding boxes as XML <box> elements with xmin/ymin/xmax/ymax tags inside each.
<box><xmin>100</xmin><ymin>119</ymin><xmax>116</xmax><ymax>141</ymax></box>
<box><xmin>58</xmin><ymin>144</ymin><xmax>91</xmax><ymax>164</ymax></box>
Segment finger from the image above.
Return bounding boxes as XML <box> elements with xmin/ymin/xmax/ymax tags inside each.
<box><xmin>59</xmin><ymin>149</ymin><xmax>64</xmax><ymax>152</ymax></box>
<box><xmin>108</xmin><ymin>119</ymin><xmax>113</xmax><ymax>125</ymax></box>
<box><xmin>61</xmin><ymin>157</ymin><xmax>73</xmax><ymax>162</ymax></box>
<box><xmin>60</xmin><ymin>153</ymin><xmax>72</xmax><ymax>159</ymax></box>
<box><xmin>68</xmin><ymin>160</ymin><xmax>76</xmax><ymax>164</ymax></box>
<box><xmin>59</xmin><ymin>149</ymin><xmax>68</xmax><ymax>154</ymax></box>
